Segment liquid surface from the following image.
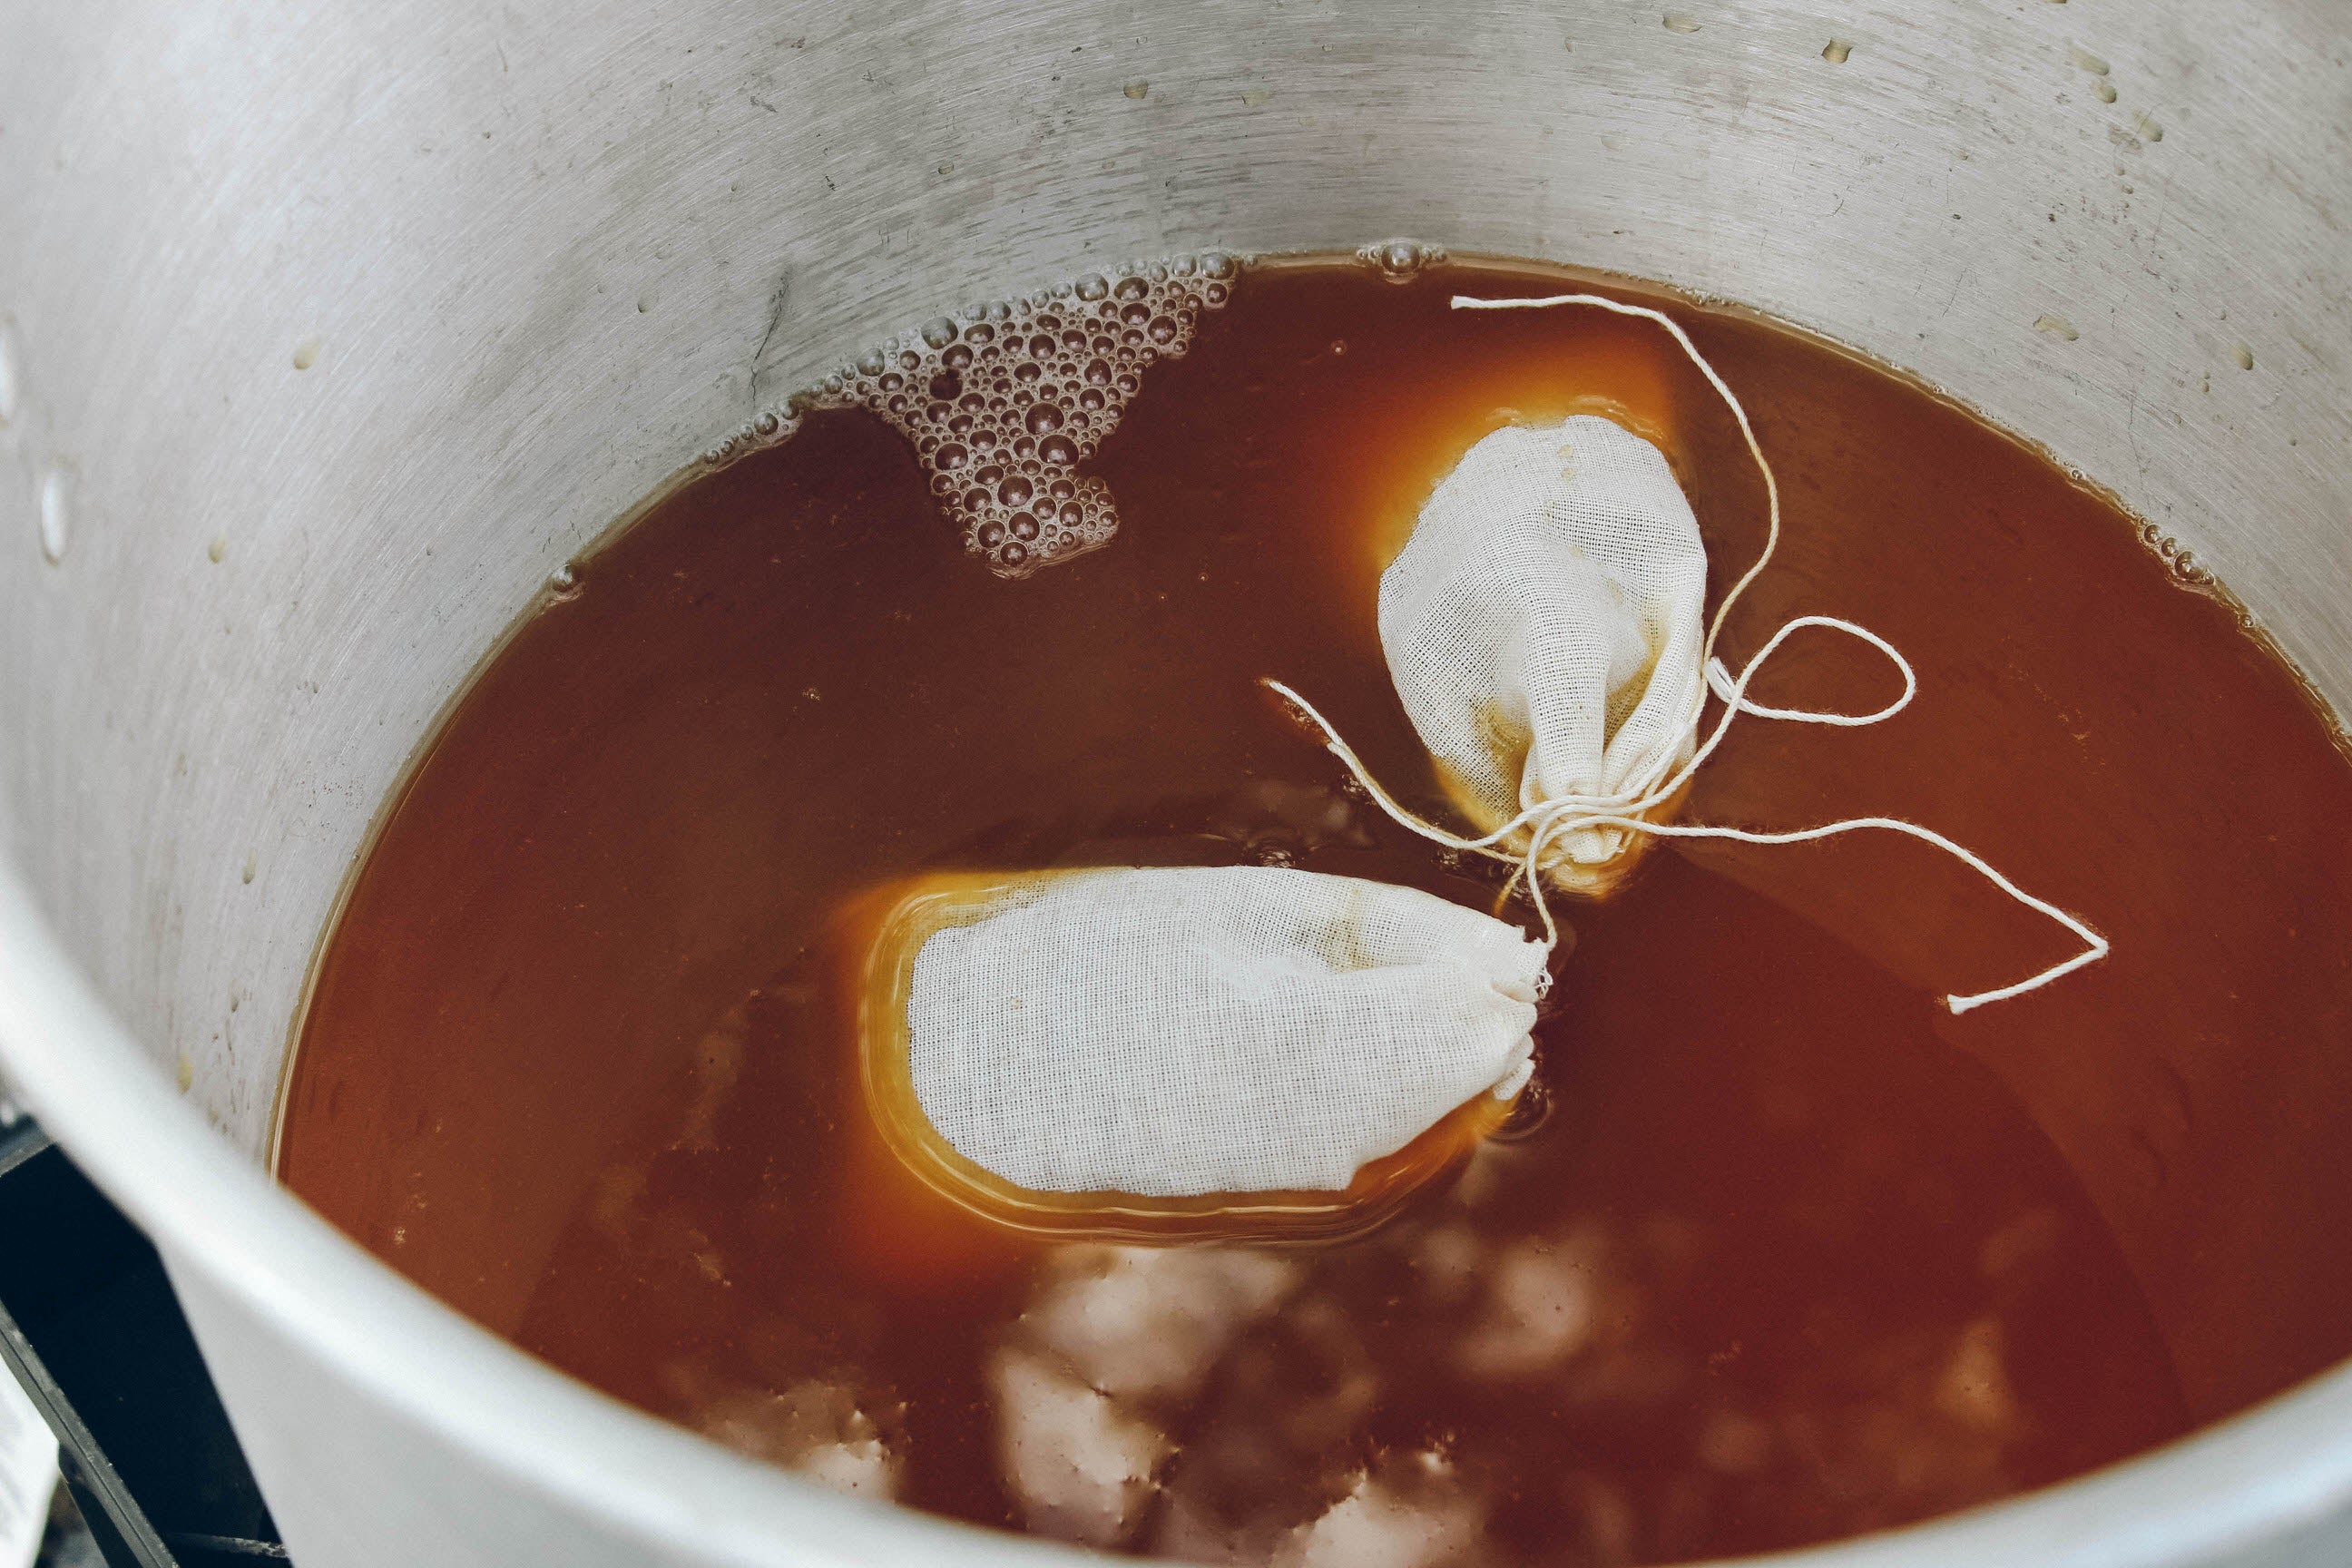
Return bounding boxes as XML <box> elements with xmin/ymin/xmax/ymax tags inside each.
<box><xmin>280</xmin><ymin>258</ymin><xmax>2352</xmax><ymax>1563</ymax></box>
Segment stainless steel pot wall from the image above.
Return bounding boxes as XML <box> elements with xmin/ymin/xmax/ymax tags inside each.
<box><xmin>1</xmin><ymin>1</ymin><xmax>2347</xmax><ymax>1563</ymax></box>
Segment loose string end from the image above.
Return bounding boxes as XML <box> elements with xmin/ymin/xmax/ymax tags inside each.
<box><xmin>1944</xmin><ymin>933</ymin><xmax>2111</xmax><ymax>1015</ymax></box>
<box><xmin>1603</xmin><ymin>811</ymin><xmax>2110</xmax><ymax>1017</ymax></box>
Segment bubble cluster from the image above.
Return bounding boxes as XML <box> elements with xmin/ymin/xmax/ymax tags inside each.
<box><xmin>814</xmin><ymin>253</ymin><xmax>1237</xmax><ymax>577</ymax></box>
<box><xmin>2139</xmin><ymin>518</ymin><xmax>2216</xmax><ymax>589</ymax></box>
<box><xmin>701</xmin><ymin>407</ymin><xmax>799</xmax><ymax>469</ymax></box>
<box><xmin>1357</xmin><ymin>238</ymin><xmax>1446</xmax><ymax>285</ymax></box>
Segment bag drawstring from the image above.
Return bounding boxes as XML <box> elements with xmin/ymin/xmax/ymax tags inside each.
<box><xmin>1265</xmin><ymin>292</ymin><xmax>2106</xmax><ymax>1015</ymax></box>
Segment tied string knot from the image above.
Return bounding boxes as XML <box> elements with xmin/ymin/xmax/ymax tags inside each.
<box><xmin>1266</xmin><ymin>291</ymin><xmax>2107</xmax><ymax>1016</ymax></box>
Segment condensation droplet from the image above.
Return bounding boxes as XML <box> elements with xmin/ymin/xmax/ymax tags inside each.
<box><xmin>37</xmin><ymin>465</ymin><xmax>70</xmax><ymax>564</ymax></box>
<box><xmin>0</xmin><ymin>320</ymin><xmax>19</xmax><ymax>427</ymax></box>
<box><xmin>2034</xmin><ymin>314</ymin><xmax>2080</xmax><ymax>341</ymax></box>
<box><xmin>292</xmin><ymin>338</ymin><xmax>321</xmax><ymax>371</ymax></box>
<box><xmin>208</xmin><ymin>534</ymin><xmax>229</xmax><ymax>564</ymax></box>
<box><xmin>1663</xmin><ymin>13</ymin><xmax>1701</xmax><ymax>34</ymax></box>
<box><xmin>1822</xmin><ymin>39</ymin><xmax>1852</xmax><ymax>64</ymax></box>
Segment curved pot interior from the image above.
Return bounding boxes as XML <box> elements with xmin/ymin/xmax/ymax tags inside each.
<box><xmin>0</xmin><ymin>1</ymin><xmax>2347</xmax><ymax>1564</ymax></box>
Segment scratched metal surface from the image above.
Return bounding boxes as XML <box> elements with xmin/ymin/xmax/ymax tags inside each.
<box><xmin>0</xmin><ymin>3</ymin><xmax>2346</xmax><ymax>1565</ymax></box>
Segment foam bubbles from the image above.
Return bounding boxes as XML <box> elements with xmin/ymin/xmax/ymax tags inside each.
<box><xmin>814</xmin><ymin>254</ymin><xmax>1237</xmax><ymax>578</ymax></box>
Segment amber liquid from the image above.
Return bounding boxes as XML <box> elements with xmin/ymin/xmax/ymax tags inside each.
<box><xmin>279</xmin><ymin>258</ymin><xmax>2352</xmax><ymax>1563</ymax></box>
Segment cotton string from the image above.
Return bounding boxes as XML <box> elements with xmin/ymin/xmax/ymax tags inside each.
<box><xmin>1263</xmin><ymin>292</ymin><xmax>2107</xmax><ymax>1016</ymax></box>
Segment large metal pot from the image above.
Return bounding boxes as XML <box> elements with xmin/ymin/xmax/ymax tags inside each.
<box><xmin>2</xmin><ymin>1</ymin><xmax>2347</xmax><ymax>1563</ymax></box>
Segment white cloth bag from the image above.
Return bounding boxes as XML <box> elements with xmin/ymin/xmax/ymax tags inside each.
<box><xmin>891</xmin><ymin>866</ymin><xmax>1547</xmax><ymax>1198</ymax></box>
<box><xmin>1379</xmin><ymin>415</ymin><xmax>1710</xmax><ymax>895</ymax></box>
<box><xmin>1270</xmin><ymin>291</ymin><xmax>2106</xmax><ymax>1013</ymax></box>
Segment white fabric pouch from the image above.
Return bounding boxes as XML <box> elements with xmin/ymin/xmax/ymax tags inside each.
<box><xmin>854</xmin><ymin>866</ymin><xmax>1546</xmax><ymax>1231</ymax></box>
<box><xmin>1380</xmin><ymin>415</ymin><xmax>1709</xmax><ymax>895</ymax></box>
<box><xmin>1271</xmin><ymin>290</ymin><xmax>2107</xmax><ymax>1006</ymax></box>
